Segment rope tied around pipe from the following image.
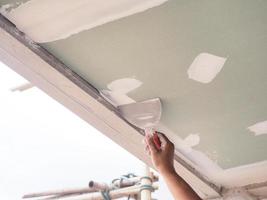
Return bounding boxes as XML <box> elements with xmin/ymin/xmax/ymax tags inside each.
<box><xmin>139</xmin><ymin>184</ymin><xmax>155</xmax><ymax>193</ymax></box>
<box><xmin>111</xmin><ymin>173</ymin><xmax>137</xmax><ymax>189</ymax></box>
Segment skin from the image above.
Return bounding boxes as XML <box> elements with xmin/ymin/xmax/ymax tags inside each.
<box><xmin>144</xmin><ymin>132</ymin><xmax>202</xmax><ymax>200</ymax></box>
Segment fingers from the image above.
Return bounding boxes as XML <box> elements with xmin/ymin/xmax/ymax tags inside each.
<box><xmin>157</xmin><ymin>132</ymin><xmax>170</xmax><ymax>142</ymax></box>
<box><xmin>143</xmin><ymin>132</ymin><xmax>174</xmax><ymax>157</ymax></box>
<box><xmin>157</xmin><ymin>133</ymin><xmax>167</xmax><ymax>149</ymax></box>
<box><xmin>144</xmin><ymin>144</ymin><xmax>151</xmax><ymax>155</ymax></box>
<box><xmin>157</xmin><ymin>132</ymin><xmax>174</xmax><ymax>151</ymax></box>
<box><xmin>143</xmin><ymin>138</ymin><xmax>151</xmax><ymax>155</ymax></box>
<box><xmin>145</xmin><ymin>134</ymin><xmax>160</xmax><ymax>155</ymax></box>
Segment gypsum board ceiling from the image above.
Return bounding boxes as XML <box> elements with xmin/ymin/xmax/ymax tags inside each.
<box><xmin>1</xmin><ymin>0</ymin><xmax>267</xmax><ymax>170</ymax></box>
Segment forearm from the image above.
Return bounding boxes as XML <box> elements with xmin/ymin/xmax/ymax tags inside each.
<box><xmin>160</xmin><ymin>169</ymin><xmax>202</xmax><ymax>200</ymax></box>
<box><xmin>145</xmin><ymin>133</ymin><xmax>201</xmax><ymax>200</ymax></box>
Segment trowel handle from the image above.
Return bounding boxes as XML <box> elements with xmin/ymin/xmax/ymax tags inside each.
<box><xmin>145</xmin><ymin>128</ymin><xmax>161</xmax><ymax>150</ymax></box>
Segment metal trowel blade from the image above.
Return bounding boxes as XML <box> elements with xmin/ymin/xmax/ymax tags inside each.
<box><xmin>118</xmin><ymin>98</ymin><xmax>162</xmax><ymax>129</ymax></box>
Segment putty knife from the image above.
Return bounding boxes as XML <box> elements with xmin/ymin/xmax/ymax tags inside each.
<box><xmin>118</xmin><ymin>98</ymin><xmax>162</xmax><ymax>150</ymax></box>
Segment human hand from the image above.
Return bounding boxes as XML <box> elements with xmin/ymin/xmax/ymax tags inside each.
<box><xmin>144</xmin><ymin>132</ymin><xmax>175</xmax><ymax>175</ymax></box>
<box><xmin>145</xmin><ymin>133</ymin><xmax>201</xmax><ymax>200</ymax></box>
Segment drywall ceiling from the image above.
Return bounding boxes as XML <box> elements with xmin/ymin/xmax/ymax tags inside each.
<box><xmin>0</xmin><ymin>0</ymin><xmax>266</xmax><ymax>185</ymax></box>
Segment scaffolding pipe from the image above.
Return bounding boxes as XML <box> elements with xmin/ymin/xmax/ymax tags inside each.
<box><xmin>140</xmin><ymin>166</ymin><xmax>152</xmax><ymax>200</ymax></box>
<box><xmin>23</xmin><ymin>188</ymin><xmax>97</xmax><ymax>199</ymax></box>
<box><xmin>41</xmin><ymin>184</ymin><xmax>158</xmax><ymax>200</ymax></box>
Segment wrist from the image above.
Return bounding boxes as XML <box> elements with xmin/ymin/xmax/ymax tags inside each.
<box><xmin>158</xmin><ymin>165</ymin><xmax>176</xmax><ymax>176</ymax></box>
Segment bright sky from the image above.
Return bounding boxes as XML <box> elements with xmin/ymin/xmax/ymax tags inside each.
<box><xmin>0</xmin><ymin>62</ymin><xmax>172</xmax><ymax>200</ymax></box>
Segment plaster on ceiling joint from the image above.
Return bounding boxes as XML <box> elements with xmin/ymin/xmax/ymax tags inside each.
<box><xmin>0</xmin><ymin>0</ymin><xmax>168</xmax><ymax>43</ymax></box>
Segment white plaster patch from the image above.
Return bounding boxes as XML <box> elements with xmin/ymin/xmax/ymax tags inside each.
<box><xmin>183</xmin><ymin>133</ymin><xmax>200</xmax><ymax>147</ymax></box>
<box><xmin>107</xmin><ymin>78</ymin><xmax>142</xmax><ymax>94</ymax></box>
<box><xmin>175</xmin><ymin>133</ymin><xmax>200</xmax><ymax>154</ymax></box>
<box><xmin>187</xmin><ymin>53</ymin><xmax>227</xmax><ymax>83</ymax></box>
<box><xmin>1</xmin><ymin>0</ymin><xmax>168</xmax><ymax>43</ymax></box>
<box><xmin>248</xmin><ymin>120</ymin><xmax>267</xmax><ymax>136</ymax></box>
<box><xmin>100</xmin><ymin>90</ymin><xmax>135</xmax><ymax>107</ymax></box>
<box><xmin>101</xmin><ymin>78</ymin><xmax>142</xmax><ymax>106</ymax></box>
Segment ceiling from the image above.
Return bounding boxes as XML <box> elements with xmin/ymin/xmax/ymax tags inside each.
<box><xmin>0</xmin><ymin>0</ymin><xmax>266</xmax><ymax>178</ymax></box>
